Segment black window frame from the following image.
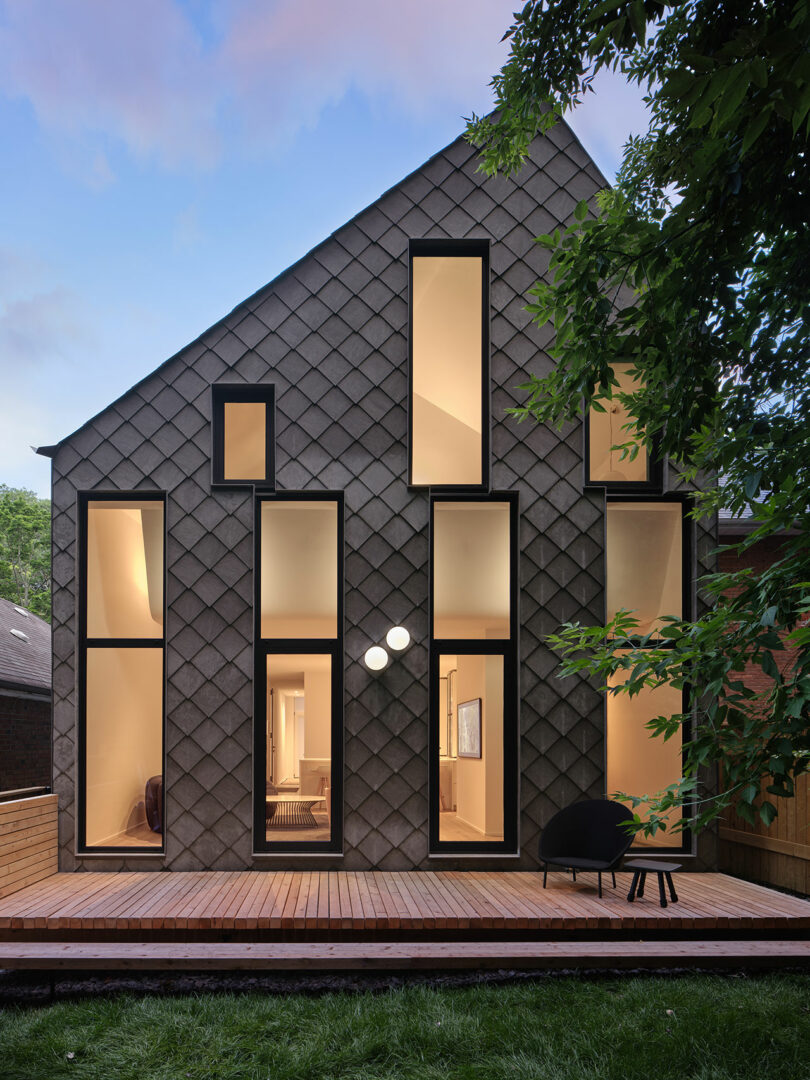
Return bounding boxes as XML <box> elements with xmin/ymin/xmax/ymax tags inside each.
<box><xmin>408</xmin><ymin>238</ymin><xmax>490</xmax><ymax>493</ymax></box>
<box><xmin>604</xmin><ymin>492</ymin><xmax>693</xmax><ymax>855</ymax></box>
<box><xmin>76</xmin><ymin>489</ymin><xmax>167</xmax><ymax>855</ymax></box>
<box><xmin>211</xmin><ymin>383</ymin><xmax>275</xmax><ymax>489</ymax></box>
<box><xmin>428</xmin><ymin>491</ymin><xmax>519</xmax><ymax>855</ymax></box>
<box><xmin>253</xmin><ymin>490</ymin><xmax>344</xmax><ymax>855</ymax></box>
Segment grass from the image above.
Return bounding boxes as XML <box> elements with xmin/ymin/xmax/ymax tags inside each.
<box><xmin>1</xmin><ymin>974</ymin><xmax>809</xmax><ymax>1080</ymax></box>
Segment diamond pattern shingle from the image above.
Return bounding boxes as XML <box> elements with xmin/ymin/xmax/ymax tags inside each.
<box><xmin>49</xmin><ymin>119</ymin><xmax>716</xmax><ymax>873</ymax></box>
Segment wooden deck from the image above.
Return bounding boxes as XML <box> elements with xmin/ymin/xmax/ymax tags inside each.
<box><xmin>1</xmin><ymin>871</ymin><xmax>809</xmax><ymax>941</ymax></box>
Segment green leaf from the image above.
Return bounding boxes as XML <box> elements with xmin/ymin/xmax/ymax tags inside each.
<box><xmin>574</xmin><ymin>199</ymin><xmax>588</xmax><ymax>221</ymax></box>
<box><xmin>760</xmin><ymin>606</ymin><xmax>778</xmax><ymax>627</ymax></box>
<box><xmin>741</xmin><ymin>109</ymin><xmax>770</xmax><ymax>155</ymax></box>
<box><xmin>628</xmin><ymin>1</ymin><xmax>646</xmax><ymax>45</ymax></box>
<box><xmin>759</xmin><ymin>801</ymin><xmax>777</xmax><ymax>827</ymax></box>
<box><xmin>744</xmin><ymin>471</ymin><xmax>763</xmax><ymax>500</ymax></box>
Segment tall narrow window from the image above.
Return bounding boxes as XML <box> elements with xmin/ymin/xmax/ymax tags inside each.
<box><xmin>586</xmin><ymin>363</ymin><xmax>662</xmax><ymax>489</ymax></box>
<box><xmin>607</xmin><ymin>658</ymin><xmax>684</xmax><ymax>848</ymax></box>
<box><xmin>79</xmin><ymin>494</ymin><xmax>165</xmax><ymax>852</ymax></box>
<box><xmin>605</xmin><ymin>499</ymin><xmax>689</xmax><ymax>850</ymax></box>
<box><xmin>255</xmin><ymin>495</ymin><xmax>343</xmax><ymax>853</ymax></box>
<box><xmin>430</xmin><ymin>495</ymin><xmax>518</xmax><ymax>853</ymax></box>
<box><xmin>212</xmin><ymin>383</ymin><xmax>275</xmax><ymax>487</ymax></box>
<box><xmin>409</xmin><ymin>240</ymin><xmax>488</xmax><ymax>488</ymax></box>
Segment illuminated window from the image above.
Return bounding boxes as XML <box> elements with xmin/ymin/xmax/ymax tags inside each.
<box><xmin>80</xmin><ymin>495</ymin><xmax>165</xmax><ymax>852</ymax></box>
<box><xmin>409</xmin><ymin>241</ymin><xmax>488</xmax><ymax>488</ymax></box>
<box><xmin>607</xmin><ymin>658</ymin><xmax>683</xmax><ymax>849</ymax></box>
<box><xmin>259</xmin><ymin>501</ymin><xmax>338</xmax><ymax>639</ymax></box>
<box><xmin>212</xmin><ymin>384</ymin><xmax>274</xmax><ymax>486</ymax></box>
<box><xmin>605</xmin><ymin>499</ymin><xmax>690</xmax><ymax>850</ymax></box>
<box><xmin>256</xmin><ymin>495</ymin><xmax>342</xmax><ymax>853</ymax></box>
<box><xmin>606</xmin><ymin>501</ymin><xmax>683</xmax><ymax>637</ymax></box>
<box><xmin>430</xmin><ymin>495</ymin><xmax>518</xmax><ymax>853</ymax></box>
<box><xmin>437</xmin><ymin>653</ymin><xmax>505</xmax><ymax>843</ymax></box>
<box><xmin>586</xmin><ymin>363</ymin><xmax>661</xmax><ymax>489</ymax></box>
<box><xmin>433</xmin><ymin>501</ymin><xmax>510</xmax><ymax>639</ymax></box>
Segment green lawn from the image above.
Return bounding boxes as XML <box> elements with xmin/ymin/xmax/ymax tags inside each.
<box><xmin>1</xmin><ymin>974</ymin><xmax>809</xmax><ymax>1080</ymax></box>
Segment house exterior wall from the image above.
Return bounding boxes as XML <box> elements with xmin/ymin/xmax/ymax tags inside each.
<box><xmin>50</xmin><ymin>125</ymin><xmax>717</xmax><ymax>872</ymax></box>
<box><xmin>0</xmin><ymin>692</ymin><xmax>51</xmax><ymax>791</ymax></box>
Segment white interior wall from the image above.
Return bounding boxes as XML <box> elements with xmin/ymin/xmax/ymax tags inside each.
<box><xmin>606</xmin><ymin>503</ymin><xmax>682</xmax><ymax>634</ymax></box>
<box><xmin>87</xmin><ymin>504</ymin><xmax>163</xmax><ymax>638</ymax></box>
<box><xmin>260</xmin><ymin>502</ymin><xmax>337</xmax><ymax>638</ymax></box>
<box><xmin>303</xmin><ymin>668</ymin><xmax>331</xmax><ymax>759</ymax></box>
<box><xmin>433</xmin><ymin>502</ymin><xmax>510</xmax><ymax>639</ymax></box>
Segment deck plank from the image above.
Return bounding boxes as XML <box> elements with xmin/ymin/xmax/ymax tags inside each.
<box><xmin>1</xmin><ymin>939</ymin><xmax>808</xmax><ymax>971</ymax></box>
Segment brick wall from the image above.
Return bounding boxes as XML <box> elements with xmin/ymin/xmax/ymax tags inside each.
<box><xmin>718</xmin><ymin>533</ymin><xmax>809</xmax><ymax>895</ymax></box>
<box><xmin>718</xmin><ymin>535</ymin><xmax>801</xmax><ymax>693</ymax></box>
<box><xmin>0</xmin><ymin>694</ymin><xmax>51</xmax><ymax>791</ymax></box>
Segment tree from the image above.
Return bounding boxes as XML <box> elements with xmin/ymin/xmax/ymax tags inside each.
<box><xmin>466</xmin><ymin>1</ymin><xmax>810</xmax><ymax>836</ymax></box>
<box><xmin>0</xmin><ymin>486</ymin><xmax>51</xmax><ymax>621</ymax></box>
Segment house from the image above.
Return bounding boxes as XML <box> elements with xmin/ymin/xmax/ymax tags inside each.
<box><xmin>37</xmin><ymin>121</ymin><xmax>716</xmax><ymax>874</ymax></box>
<box><xmin>716</xmin><ymin>510</ymin><xmax>810</xmax><ymax>894</ymax></box>
<box><xmin>0</xmin><ymin>597</ymin><xmax>51</xmax><ymax>792</ymax></box>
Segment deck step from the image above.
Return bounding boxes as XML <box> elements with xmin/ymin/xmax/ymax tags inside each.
<box><xmin>1</xmin><ymin>940</ymin><xmax>810</xmax><ymax>971</ymax></box>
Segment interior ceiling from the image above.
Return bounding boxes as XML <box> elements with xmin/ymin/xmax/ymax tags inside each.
<box><xmin>267</xmin><ymin>653</ymin><xmax>331</xmax><ymax>686</ymax></box>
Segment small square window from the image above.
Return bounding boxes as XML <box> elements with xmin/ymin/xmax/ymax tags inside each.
<box><xmin>584</xmin><ymin>363</ymin><xmax>662</xmax><ymax>491</ymax></box>
<box><xmin>211</xmin><ymin>384</ymin><xmax>275</xmax><ymax>487</ymax></box>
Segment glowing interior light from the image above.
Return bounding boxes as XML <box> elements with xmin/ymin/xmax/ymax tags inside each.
<box><xmin>364</xmin><ymin>646</ymin><xmax>389</xmax><ymax>671</ymax></box>
<box><xmin>386</xmin><ymin>626</ymin><xmax>410</xmax><ymax>651</ymax></box>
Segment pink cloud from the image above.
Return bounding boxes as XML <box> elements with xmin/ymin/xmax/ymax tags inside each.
<box><xmin>220</xmin><ymin>0</ymin><xmax>511</xmax><ymax>140</ymax></box>
<box><xmin>0</xmin><ymin>0</ymin><xmax>512</xmax><ymax>169</ymax></box>
<box><xmin>0</xmin><ymin>1</ymin><xmax>646</xmax><ymax>176</ymax></box>
<box><xmin>0</xmin><ymin>0</ymin><xmax>220</xmax><ymax>167</ymax></box>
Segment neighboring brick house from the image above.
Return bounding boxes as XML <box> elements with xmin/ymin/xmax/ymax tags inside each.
<box><xmin>37</xmin><ymin>121</ymin><xmax>715</xmax><ymax>874</ymax></box>
<box><xmin>0</xmin><ymin>597</ymin><xmax>51</xmax><ymax>792</ymax></box>
<box><xmin>717</xmin><ymin>511</ymin><xmax>809</xmax><ymax>894</ymax></box>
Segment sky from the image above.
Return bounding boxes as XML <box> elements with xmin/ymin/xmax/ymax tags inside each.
<box><xmin>0</xmin><ymin>0</ymin><xmax>649</xmax><ymax>499</ymax></box>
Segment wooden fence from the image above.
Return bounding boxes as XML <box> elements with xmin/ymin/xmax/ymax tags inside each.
<box><xmin>719</xmin><ymin>773</ymin><xmax>810</xmax><ymax>895</ymax></box>
<box><xmin>0</xmin><ymin>793</ymin><xmax>58</xmax><ymax>900</ymax></box>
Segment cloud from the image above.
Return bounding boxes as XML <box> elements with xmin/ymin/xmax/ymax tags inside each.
<box><xmin>220</xmin><ymin>0</ymin><xmax>511</xmax><ymax>144</ymax></box>
<box><xmin>0</xmin><ymin>288</ymin><xmax>93</xmax><ymax>372</ymax></box>
<box><xmin>0</xmin><ymin>0</ymin><xmax>221</xmax><ymax>168</ymax></box>
<box><xmin>0</xmin><ymin>0</ymin><xmax>512</xmax><ymax>170</ymax></box>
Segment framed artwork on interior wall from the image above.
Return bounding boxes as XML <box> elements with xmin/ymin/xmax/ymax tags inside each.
<box><xmin>457</xmin><ymin>698</ymin><xmax>482</xmax><ymax>758</ymax></box>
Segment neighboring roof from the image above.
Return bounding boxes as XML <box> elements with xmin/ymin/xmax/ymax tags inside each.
<box><xmin>718</xmin><ymin>504</ymin><xmax>755</xmax><ymax>534</ymax></box>
<box><xmin>36</xmin><ymin>116</ymin><xmax>610</xmax><ymax>458</ymax></box>
<box><xmin>0</xmin><ymin>598</ymin><xmax>51</xmax><ymax>694</ymax></box>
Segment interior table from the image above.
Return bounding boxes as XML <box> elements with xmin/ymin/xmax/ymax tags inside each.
<box><xmin>265</xmin><ymin>794</ymin><xmax>325</xmax><ymax>827</ymax></box>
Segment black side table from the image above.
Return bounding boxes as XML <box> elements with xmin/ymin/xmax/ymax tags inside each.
<box><xmin>625</xmin><ymin>859</ymin><xmax>681</xmax><ymax>908</ymax></box>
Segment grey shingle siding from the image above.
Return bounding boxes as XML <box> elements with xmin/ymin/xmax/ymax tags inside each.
<box><xmin>50</xmin><ymin>122</ymin><xmax>716</xmax><ymax>872</ymax></box>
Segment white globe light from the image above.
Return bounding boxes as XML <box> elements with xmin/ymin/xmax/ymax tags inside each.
<box><xmin>364</xmin><ymin>646</ymin><xmax>389</xmax><ymax>671</ymax></box>
<box><xmin>386</xmin><ymin>626</ymin><xmax>410</xmax><ymax>651</ymax></box>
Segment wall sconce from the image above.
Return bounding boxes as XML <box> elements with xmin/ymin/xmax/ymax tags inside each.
<box><xmin>364</xmin><ymin>645</ymin><xmax>389</xmax><ymax>671</ymax></box>
<box><xmin>386</xmin><ymin>626</ymin><xmax>410</xmax><ymax>652</ymax></box>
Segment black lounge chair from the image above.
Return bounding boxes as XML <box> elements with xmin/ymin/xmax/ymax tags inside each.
<box><xmin>538</xmin><ymin>798</ymin><xmax>635</xmax><ymax>898</ymax></box>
